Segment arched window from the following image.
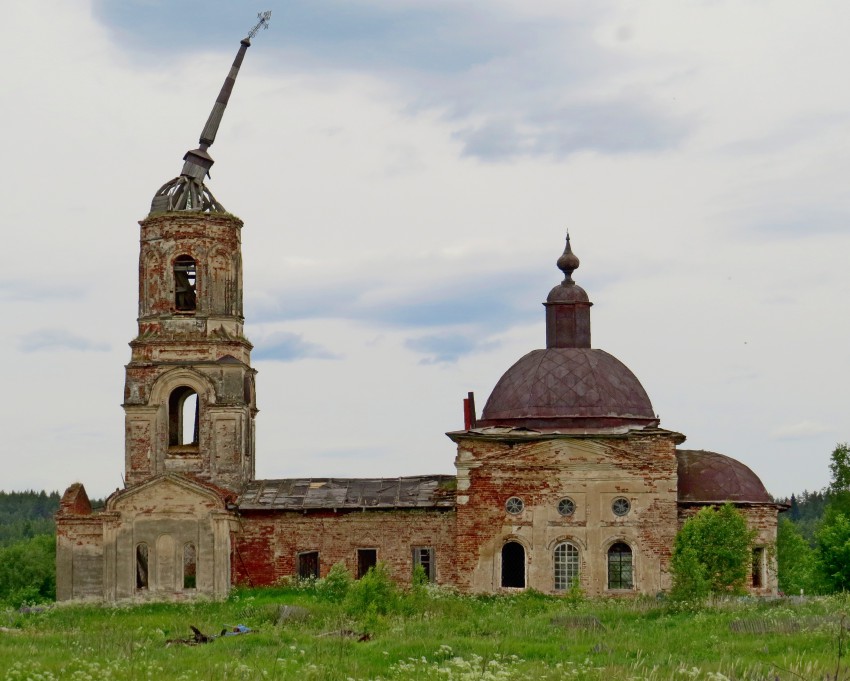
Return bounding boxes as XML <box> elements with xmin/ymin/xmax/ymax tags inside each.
<box><xmin>607</xmin><ymin>542</ymin><xmax>633</xmax><ymax>589</ymax></box>
<box><xmin>554</xmin><ymin>542</ymin><xmax>579</xmax><ymax>591</ymax></box>
<box><xmin>183</xmin><ymin>543</ymin><xmax>197</xmax><ymax>589</ymax></box>
<box><xmin>136</xmin><ymin>543</ymin><xmax>149</xmax><ymax>590</ymax></box>
<box><xmin>174</xmin><ymin>255</ymin><xmax>197</xmax><ymax>312</ymax></box>
<box><xmin>501</xmin><ymin>541</ymin><xmax>525</xmax><ymax>588</ymax></box>
<box><xmin>168</xmin><ymin>386</ymin><xmax>199</xmax><ymax>447</ymax></box>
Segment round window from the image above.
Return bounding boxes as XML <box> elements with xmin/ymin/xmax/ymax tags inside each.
<box><xmin>612</xmin><ymin>497</ymin><xmax>631</xmax><ymax>517</ymax></box>
<box><xmin>557</xmin><ymin>497</ymin><xmax>576</xmax><ymax>517</ymax></box>
<box><xmin>505</xmin><ymin>497</ymin><xmax>525</xmax><ymax>515</ymax></box>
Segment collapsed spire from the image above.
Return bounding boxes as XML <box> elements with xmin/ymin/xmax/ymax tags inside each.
<box><xmin>150</xmin><ymin>12</ymin><xmax>272</xmax><ymax>214</ymax></box>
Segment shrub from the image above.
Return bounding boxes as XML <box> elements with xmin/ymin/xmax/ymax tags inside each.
<box><xmin>316</xmin><ymin>561</ymin><xmax>352</xmax><ymax>602</ymax></box>
<box><xmin>344</xmin><ymin>561</ymin><xmax>398</xmax><ymax>616</ymax></box>
<box><xmin>670</xmin><ymin>504</ymin><xmax>756</xmax><ymax>599</ymax></box>
<box><xmin>670</xmin><ymin>546</ymin><xmax>710</xmax><ymax>604</ymax></box>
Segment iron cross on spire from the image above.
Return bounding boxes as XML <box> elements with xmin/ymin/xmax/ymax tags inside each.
<box><xmin>247</xmin><ymin>11</ymin><xmax>272</xmax><ymax>40</ymax></box>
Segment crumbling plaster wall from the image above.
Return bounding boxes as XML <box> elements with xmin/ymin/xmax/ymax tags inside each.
<box><xmin>104</xmin><ymin>476</ymin><xmax>236</xmax><ymax>600</ymax></box>
<box><xmin>232</xmin><ymin>509</ymin><xmax>457</xmax><ymax>587</ymax></box>
<box><xmin>124</xmin><ymin>212</ymin><xmax>256</xmax><ymax>491</ymax></box>
<box><xmin>452</xmin><ymin>432</ymin><xmax>681</xmax><ymax>596</ymax></box>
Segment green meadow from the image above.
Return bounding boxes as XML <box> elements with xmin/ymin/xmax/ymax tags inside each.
<box><xmin>2</xmin><ymin>583</ymin><xmax>849</xmax><ymax>681</ymax></box>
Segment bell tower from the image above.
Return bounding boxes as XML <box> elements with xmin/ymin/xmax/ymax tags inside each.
<box><xmin>122</xmin><ymin>13</ymin><xmax>271</xmax><ymax>490</ymax></box>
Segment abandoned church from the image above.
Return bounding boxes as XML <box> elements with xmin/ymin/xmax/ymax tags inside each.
<box><xmin>56</xmin><ymin>24</ymin><xmax>782</xmax><ymax>601</ymax></box>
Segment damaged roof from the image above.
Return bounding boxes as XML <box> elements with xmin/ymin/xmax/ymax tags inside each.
<box><xmin>237</xmin><ymin>475</ymin><xmax>457</xmax><ymax>511</ymax></box>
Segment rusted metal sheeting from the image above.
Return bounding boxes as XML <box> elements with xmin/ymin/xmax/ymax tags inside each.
<box><xmin>676</xmin><ymin>449</ymin><xmax>773</xmax><ymax>504</ymax></box>
<box><xmin>478</xmin><ymin>347</ymin><xmax>658</xmax><ymax>429</ymax></box>
<box><xmin>238</xmin><ymin>475</ymin><xmax>456</xmax><ymax>511</ymax></box>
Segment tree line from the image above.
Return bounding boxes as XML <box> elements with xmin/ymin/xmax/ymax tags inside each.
<box><xmin>771</xmin><ymin>442</ymin><xmax>850</xmax><ymax>595</ymax></box>
<box><xmin>0</xmin><ymin>491</ymin><xmax>61</xmax><ymax>606</ymax></box>
<box><xmin>0</xmin><ymin>447</ymin><xmax>847</xmax><ymax>607</ymax></box>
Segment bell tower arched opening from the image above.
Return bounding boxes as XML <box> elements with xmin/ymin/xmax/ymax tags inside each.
<box><xmin>168</xmin><ymin>386</ymin><xmax>199</xmax><ymax>448</ymax></box>
<box><xmin>174</xmin><ymin>255</ymin><xmax>197</xmax><ymax>312</ymax></box>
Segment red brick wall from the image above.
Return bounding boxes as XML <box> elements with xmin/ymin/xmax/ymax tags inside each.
<box><xmin>232</xmin><ymin>509</ymin><xmax>457</xmax><ymax>587</ymax></box>
<box><xmin>453</xmin><ymin>431</ymin><xmax>681</xmax><ymax>595</ymax></box>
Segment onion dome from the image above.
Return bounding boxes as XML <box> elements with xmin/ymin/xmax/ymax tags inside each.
<box><xmin>477</xmin><ymin>234</ymin><xmax>657</xmax><ymax>430</ymax></box>
<box><xmin>676</xmin><ymin>450</ymin><xmax>773</xmax><ymax>503</ymax></box>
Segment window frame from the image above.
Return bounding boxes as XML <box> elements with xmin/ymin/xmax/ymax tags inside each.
<box><xmin>356</xmin><ymin>548</ymin><xmax>377</xmax><ymax>579</ymax></box>
<box><xmin>505</xmin><ymin>496</ymin><xmax>525</xmax><ymax>515</ymax></box>
<box><xmin>553</xmin><ymin>541</ymin><xmax>580</xmax><ymax>591</ymax></box>
<box><xmin>173</xmin><ymin>255</ymin><xmax>198</xmax><ymax>312</ymax></box>
<box><xmin>611</xmin><ymin>497</ymin><xmax>631</xmax><ymax>517</ymax></box>
<box><xmin>557</xmin><ymin>497</ymin><xmax>576</xmax><ymax>517</ymax></box>
<box><xmin>168</xmin><ymin>385</ymin><xmax>200</xmax><ymax>449</ymax></box>
<box><xmin>751</xmin><ymin>546</ymin><xmax>765</xmax><ymax>589</ymax></box>
<box><xmin>297</xmin><ymin>550</ymin><xmax>320</xmax><ymax>580</ymax></box>
<box><xmin>136</xmin><ymin>543</ymin><xmax>149</xmax><ymax>591</ymax></box>
<box><xmin>412</xmin><ymin>546</ymin><xmax>435</xmax><ymax>582</ymax></box>
<box><xmin>607</xmin><ymin>541</ymin><xmax>634</xmax><ymax>590</ymax></box>
<box><xmin>183</xmin><ymin>542</ymin><xmax>197</xmax><ymax>590</ymax></box>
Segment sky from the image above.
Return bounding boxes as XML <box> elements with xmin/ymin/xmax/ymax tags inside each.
<box><xmin>1</xmin><ymin>0</ymin><xmax>848</xmax><ymax>500</ymax></box>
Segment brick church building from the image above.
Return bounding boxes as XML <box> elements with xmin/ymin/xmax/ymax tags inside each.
<box><xmin>56</xmin><ymin>28</ymin><xmax>781</xmax><ymax>601</ymax></box>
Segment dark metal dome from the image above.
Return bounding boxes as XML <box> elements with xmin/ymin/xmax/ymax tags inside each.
<box><xmin>676</xmin><ymin>449</ymin><xmax>773</xmax><ymax>503</ymax></box>
<box><xmin>478</xmin><ymin>348</ymin><xmax>658</xmax><ymax>429</ymax></box>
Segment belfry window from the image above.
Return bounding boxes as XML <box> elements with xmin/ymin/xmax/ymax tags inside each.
<box><xmin>607</xmin><ymin>542</ymin><xmax>633</xmax><ymax>589</ymax></box>
<box><xmin>554</xmin><ymin>542</ymin><xmax>579</xmax><ymax>591</ymax></box>
<box><xmin>501</xmin><ymin>541</ymin><xmax>525</xmax><ymax>588</ymax></box>
<box><xmin>174</xmin><ymin>255</ymin><xmax>197</xmax><ymax>312</ymax></box>
<box><xmin>168</xmin><ymin>386</ymin><xmax>199</xmax><ymax>447</ymax></box>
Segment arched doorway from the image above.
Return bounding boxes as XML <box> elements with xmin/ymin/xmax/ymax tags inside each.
<box><xmin>501</xmin><ymin>541</ymin><xmax>525</xmax><ymax>588</ymax></box>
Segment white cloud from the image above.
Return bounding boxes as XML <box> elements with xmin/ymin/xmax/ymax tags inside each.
<box><xmin>771</xmin><ymin>422</ymin><xmax>833</xmax><ymax>441</ymax></box>
<box><xmin>0</xmin><ymin>0</ymin><xmax>848</xmax><ymax>499</ymax></box>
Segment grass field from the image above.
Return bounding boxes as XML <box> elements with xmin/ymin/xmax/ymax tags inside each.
<box><xmin>1</xmin><ymin>583</ymin><xmax>849</xmax><ymax>681</ymax></box>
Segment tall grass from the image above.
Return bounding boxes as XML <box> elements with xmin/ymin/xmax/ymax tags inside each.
<box><xmin>2</xmin><ymin>579</ymin><xmax>850</xmax><ymax>680</ymax></box>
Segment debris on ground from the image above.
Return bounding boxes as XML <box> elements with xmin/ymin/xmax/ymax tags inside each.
<box><xmin>317</xmin><ymin>629</ymin><xmax>372</xmax><ymax>642</ymax></box>
<box><xmin>277</xmin><ymin>605</ymin><xmax>310</xmax><ymax>624</ymax></box>
<box><xmin>222</xmin><ymin>624</ymin><xmax>252</xmax><ymax>636</ymax></box>
<box><xmin>165</xmin><ymin>624</ymin><xmax>252</xmax><ymax>646</ymax></box>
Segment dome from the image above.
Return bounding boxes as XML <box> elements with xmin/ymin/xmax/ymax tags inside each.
<box><xmin>676</xmin><ymin>450</ymin><xmax>772</xmax><ymax>503</ymax></box>
<box><xmin>478</xmin><ymin>348</ymin><xmax>657</xmax><ymax>429</ymax></box>
<box><xmin>546</xmin><ymin>282</ymin><xmax>589</xmax><ymax>304</ymax></box>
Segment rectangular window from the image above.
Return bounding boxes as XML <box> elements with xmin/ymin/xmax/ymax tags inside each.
<box><xmin>357</xmin><ymin>549</ymin><xmax>377</xmax><ymax>579</ymax></box>
<box><xmin>412</xmin><ymin>547</ymin><xmax>435</xmax><ymax>582</ymax></box>
<box><xmin>297</xmin><ymin>551</ymin><xmax>319</xmax><ymax>580</ymax></box>
<box><xmin>752</xmin><ymin>547</ymin><xmax>764</xmax><ymax>588</ymax></box>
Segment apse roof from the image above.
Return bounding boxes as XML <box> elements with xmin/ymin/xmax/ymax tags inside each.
<box><xmin>676</xmin><ymin>449</ymin><xmax>773</xmax><ymax>504</ymax></box>
<box><xmin>237</xmin><ymin>475</ymin><xmax>456</xmax><ymax>511</ymax></box>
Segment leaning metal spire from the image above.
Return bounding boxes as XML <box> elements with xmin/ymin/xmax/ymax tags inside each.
<box><xmin>150</xmin><ymin>11</ymin><xmax>272</xmax><ymax>214</ymax></box>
